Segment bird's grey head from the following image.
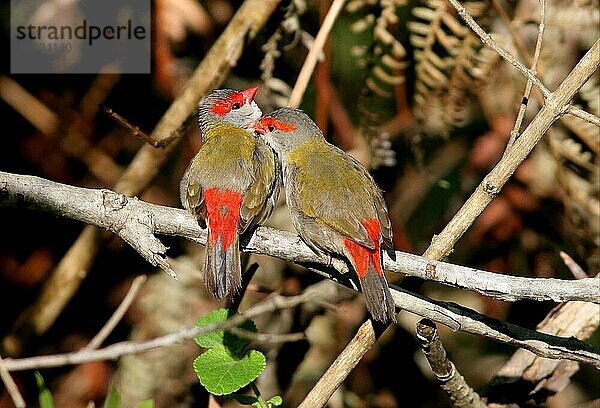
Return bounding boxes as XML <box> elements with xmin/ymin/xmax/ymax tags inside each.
<box><xmin>198</xmin><ymin>87</ymin><xmax>262</xmax><ymax>131</ymax></box>
<box><xmin>251</xmin><ymin>108</ymin><xmax>322</xmax><ymax>156</ymax></box>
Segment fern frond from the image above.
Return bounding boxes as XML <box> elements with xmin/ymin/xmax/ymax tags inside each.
<box><xmin>348</xmin><ymin>0</ymin><xmax>408</xmax><ymax>167</ymax></box>
<box><xmin>547</xmin><ymin>123</ymin><xmax>599</xmax><ymax>265</ymax></box>
<box><xmin>410</xmin><ymin>0</ymin><xmax>491</xmax><ymax>136</ymax></box>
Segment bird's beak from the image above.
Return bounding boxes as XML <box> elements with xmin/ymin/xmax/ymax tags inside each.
<box><xmin>251</xmin><ymin>121</ymin><xmax>266</xmax><ymax>135</ymax></box>
<box><xmin>241</xmin><ymin>86</ymin><xmax>259</xmax><ymax>104</ymax></box>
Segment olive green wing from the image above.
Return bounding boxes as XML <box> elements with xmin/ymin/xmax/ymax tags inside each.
<box><xmin>345</xmin><ymin>153</ymin><xmax>394</xmax><ymax>249</ymax></box>
<box><xmin>374</xmin><ymin>189</ymin><xmax>393</xmax><ymax>248</ymax></box>
<box><xmin>239</xmin><ymin>140</ymin><xmax>281</xmax><ymax>233</ymax></box>
<box><xmin>289</xmin><ymin>148</ymin><xmax>377</xmax><ymax>250</ymax></box>
<box><xmin>180</xmin><ymin>160</ymin><xmax>207</xmax><ymax>225</ymax></box>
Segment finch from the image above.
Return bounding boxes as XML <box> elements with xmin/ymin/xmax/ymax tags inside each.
<box><xmin>180</xmin><ymin>87</ymin><xmax>280</xmax><ymax>300</ymax></box>
<box><xmin>252</xmin><ymin>108</ymin><xmax>396</xmax><ymax>323</ymax></box>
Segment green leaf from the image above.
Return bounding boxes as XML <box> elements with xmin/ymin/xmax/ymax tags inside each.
<box><xmin>135</xmin><ymin>399</ymin><xmax>154</xmax><ymax>408</ymax></box>
<box><xmin>35</xmin><ymin>372</ymin><xmax>54</xmax><ymax>408</ymax></box>
<box><xmin>193</xmin><ymin>347</ymin><xmax>266</xmax><ymax>395</ymax></box>
<box><xmin>230</xmin><ymin>394</ymin><xmax>259</xmax><ymax>405</ymax></box>
<box><xmin>267</xmin><ymin>395</ymin><xmax>283</xmax><ymax>406</ymax></box>
<box><xmin>103</xmin><ymin>387</ymin><xmax>121</xmax><ymax>408</ymax></box>
<box><xmin>194</xmin><ymin>308</ymin><xmax>257</xmax><ymax>356</ymax></box>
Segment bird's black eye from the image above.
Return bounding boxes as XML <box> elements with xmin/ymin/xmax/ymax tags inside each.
<box><xmin>268</xmin><ymin>124</ymin><xmax>275</xmax><ymax>132</ymax></box>
<box><xmin>232</xmin><ymin>102</ymin><xmax>241</xmax><ymax>110</ymax></box>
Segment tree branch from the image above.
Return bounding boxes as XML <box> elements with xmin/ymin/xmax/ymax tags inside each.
<box><xmin>2</xmin><ymin>171</ymin><xmax>598</xmax><ymax>305</ymax></box>
<box><xmin>297</xmin><ymin>320</ymin><xmax>378</xmax><ymax>408</ymax></box>
<box><xmin>84</xmin><ymin>275</ymin><xmax>147</xmax><ymax>350</ymax></box>
<box><xmin>504</xmin><ymin>0</ymin><xmax>545</xmax><ymax>152</ymax></box>
<box><xmin>2</xmin><ymin>279</ymin><xmax>598</xmax><ymax>373</ymax></box>
<box><xmin>0</xmin><ymin>355</ymin><xmax>25</xmax><ymax>408</ymax></box>
<box><xmin>388</xmin><ymin>287</ymin><xmax>600</xmax><ymax>367</ymax></box>
<box><xmin>1</xmin><ymin>171</ymin><xmax>599</xmax><ymax>368</ymax></box>
<box><xmin>288</xmin><ymin>0</ymin><xmax>346</xmax><ymax>108</ymax></box>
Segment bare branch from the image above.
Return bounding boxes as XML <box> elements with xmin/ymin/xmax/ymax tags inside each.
<box><xmin>2</xmin><ymin>171</ymin><xmax>598</xmax><ymax>305</ymax></box>
<box><xmin>2</xmin><ymin>281</ymin><xmax>598</xmax><ymax>373</ymax></box>
<box><xmin>1</xmin><ymin>171</ymin><xmax>599</xmax><ymax>368</ymax></box>
<box><xmin>298</xmin><ymin>320</ymin><xmax>377</xmax><ymax>408</ymax></box>
<box><xmin>100</xmin><ymin>105</ymin><xmax>163</xmax><ymax>148</ymax></box>
<box><xmin>416</xmin><ymin>319</ymin><xmax>485</xmax><ymax>408</ymax></box>
<box><xmin>505</xmin><ymin>0</ymin><xmax>545</xmax><ymax>151</ymax></box>
<box><xmin>565</xmin><ymin>106</ymin><xmax>600</xmax><ymax>127</ymax></box>
<box><xmin>446</xmin><ymin>0</ymin><xmax>600</xmax><ymax>128</ymax></box>
<box><xmin>491</xmin><ymin>0</ymin><xmax>600</xmax><ymax>139</ymax></box>
<box><xmin>388</xmin><ymin>287</ymin><xmax>600</xmax><ymax>367</ymax></box>
<box><xmin>560</xmin><ymin>251</ymin><xmax>589</xmax><ymax>280</ymax></box>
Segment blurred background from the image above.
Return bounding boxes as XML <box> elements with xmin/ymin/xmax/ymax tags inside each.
<box><xmin>0</xmin><ymin>0</ymin><xmax>598</xmax><ymax>407</ymax></box>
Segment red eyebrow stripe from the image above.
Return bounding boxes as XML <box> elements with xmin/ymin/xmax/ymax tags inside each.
<box><xmin>210</xmin><ymin>93</ymin><xmax>245</xmax><ymax>116</ymax></box>
<box><xmin>258</xmin><ymin>117</ymin><xmax>297</xmax><ymax>132</ymax></box>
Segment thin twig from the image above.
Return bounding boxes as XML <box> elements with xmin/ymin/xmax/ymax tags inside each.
<box><xmin>288</xmin><ymin>0</ymin><xmax>347</xmax><ymax>107</ymax></box>
<box><xmin>229</xmin><ymin>327</ymin><xmax>306</xmax><ymax>344</ymax></box>
<box><xmin>560</xmin><ymin>251</ymin><xmax>589</xmax><ymax>280</ymax></box>
<box><xmin>491</xmin><ymin>0</ymin><xmax>600</xmax><ymax>139</ymax></box>
<box><xmin>446</xmin><ymin>0</ymin><xmax>600</xmax><ymax>127</ymax></box>
<box><xmin>504</xmin><ymin>0</ymin><xmax>545</xmax><ymax>152</ymax></box>
<box><xmin>2</xmin><ymin>291</ymin><xmax>318</xmax><ymax>372</ymax></box>
<box><xmin>314</xmin><ymin>0</ymin><xmax>332</xmax><ymax>134</ymax></box>
<box><xmin>100</xmin><ymin>105</ymin><xmax>165</xmax><ymax>148</ymax></box>
<box><xmin>85</xmin><ymin>275</ymin><xmax>147</xmax><ymax>350</ymax></box>
<box><xmin>565</xmin><ymin>107</ymin><xmax>600</xmax><ymax>127</ymax></box>
<box><xmin>3</xmin><ymin>282</ymin><xmax>598</xmax><ymax>373</ymax></box>
<box><xmin>0</xmin><ymin>355</ymin><xmax>25</xmax><ymax>408</ymax></box>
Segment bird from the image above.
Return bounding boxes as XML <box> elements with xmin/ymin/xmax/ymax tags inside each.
<box><xmin>252</xmin><ymin>107</ymin><xmax>396</xmax><ymax>323</ymax></box>
<box><xmin>180</xmin><ymin>87</ymin><xmax>280</xmax><ymax>300</ymax></box>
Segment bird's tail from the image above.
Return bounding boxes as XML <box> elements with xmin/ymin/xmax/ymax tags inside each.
<box><xmin>358</xmin><ymin>259</ymin><xmax>396</xmax><ymax>323</ymax></box>
<box><xmin>344</xmin><ymin>220</ymin><xmax>397</xmax><ymax>323</ymax></box>
<box><xmin>203</xmin><ymin>188</ymin><xmax>243</xmax><ymax>299</ymax></box>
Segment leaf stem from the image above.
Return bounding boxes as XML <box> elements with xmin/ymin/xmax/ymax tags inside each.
<box><xmin>250</xmin><ymin>382</ymin><xmax>268</xmax><ymax>408</ymax></box>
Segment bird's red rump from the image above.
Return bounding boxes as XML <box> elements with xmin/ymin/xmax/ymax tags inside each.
<box><xmin>204</xmin><ymin>188</ymin><xmax>243</xmax><ymax>250</ymax></box>
<box><xmin>253</xmin><ymin>117</ymin><xmax>297</xmax><ymax>134</ymax></box>
<box><xmin>343</xmin><ymin>219</ymin><xmax>382</xmax><ymax>278</ymax></box>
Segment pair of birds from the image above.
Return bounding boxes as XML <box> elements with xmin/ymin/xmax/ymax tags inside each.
<box><xmin>180</xmin><ymin>87</ymin><xmax>397</xmax><ymax>323</ymax></box>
